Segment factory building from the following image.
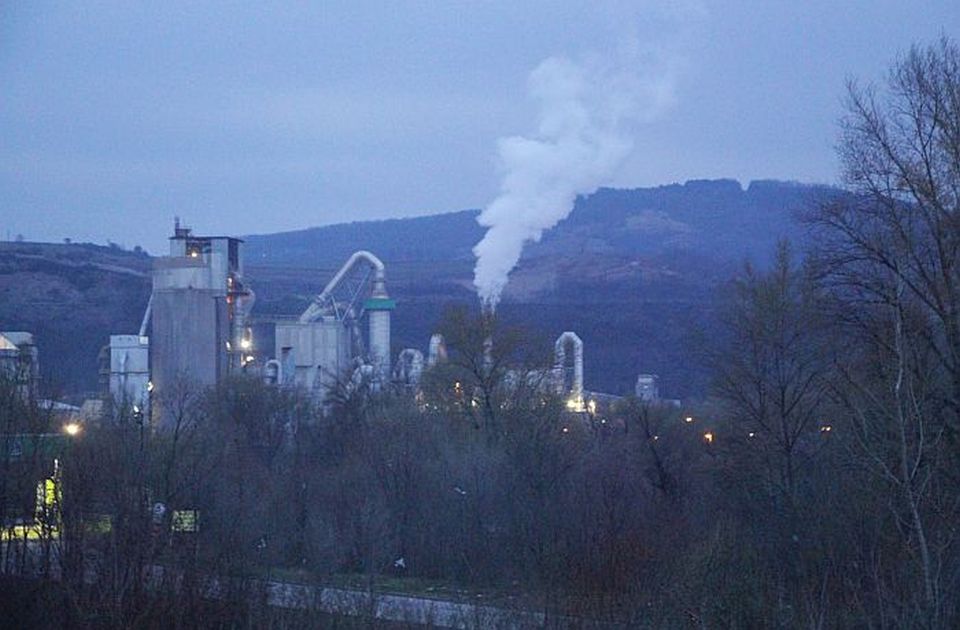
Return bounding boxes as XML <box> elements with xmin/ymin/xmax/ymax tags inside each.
<box><xmin>146</xmin><ymin>221</ymin><xmax>253</xmax><ymax>418</ymax></box>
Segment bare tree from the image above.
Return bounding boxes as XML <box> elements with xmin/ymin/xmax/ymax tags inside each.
<box><xmin>810</xmin><ymin>38</ymin><xmax>960</xmax><ymax>627</ymax></box>
<box><xmin>709</xmin><ymin>241</ymin><xmax>832</xmax><ymax>504</ymax></box>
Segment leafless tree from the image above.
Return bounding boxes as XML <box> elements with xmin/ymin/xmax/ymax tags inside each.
<box><xmin>810</xmin><ymin>38</ymin><xmax>960</xmax><ymax>627</ymax></box>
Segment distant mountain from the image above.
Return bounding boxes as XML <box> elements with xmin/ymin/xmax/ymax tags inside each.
<box><xmin>0</xmin><ymin>179</ymin><xmax>837</xmax><ymax>399</ymax></box>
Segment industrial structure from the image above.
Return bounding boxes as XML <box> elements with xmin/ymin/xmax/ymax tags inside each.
<box><xmin>107</xmin><ymin>335</ymin><xmax>150</xmax><ymax>413</ymax></box>
<box><xmin>554</xmin><ymin>332</ymin><xmax>584</xmax><ymax>409</ymax></box>
<box><xmin>148</xmin><ymin>220</ymin><xmax>254</xmax><ymax>393</ymax></box>
<box><xmin>95</xmin><ymin>220</ymin><xmax>675</xmax><ymax>427</ymax></box>
<box><xmin>275</xmin><ymin>250</ymin><xmax>393</xmax><ymax>401</ymax></box>
<box><xmin>0</xmin><ymin>332</ymin><xmax>39</xmax><ymax>400</ymax></box>
<box><xmin>103</xmin><ymin>223</ymin><xmax>398</xmax><ymax>421</ymax></box>
<box><xmin>635</xmin><ymin>374</ymin><xmax>660</xmax><ymax>402</ymax></box>
<box><xmin>101</xmin><ymin>220</ymin><xmax>254</xmax><ymax>421</ymax></box>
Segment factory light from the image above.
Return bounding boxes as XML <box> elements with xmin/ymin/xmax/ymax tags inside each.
<box><xmin>63</xmin><ymin>422</ymin><xmax>81</xmax><ymax>437</ymax></box>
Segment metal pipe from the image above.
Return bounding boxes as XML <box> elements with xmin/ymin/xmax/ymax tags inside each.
<box><xmin>299</xmin><ymin>250</ymin><xmax>386</xmax><ymax>323</ymax></box>
<box><xmin>554</xmin><ymin>332</ymin><xmax>583</xmax><ymax>400</ymax></box>
<box><xmin>138</xmin><ymin>294</ymin><xmax>153</xmax><ymax>337</ymax></box>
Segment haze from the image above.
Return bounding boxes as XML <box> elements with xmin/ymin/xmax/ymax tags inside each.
<box><xmin>1</xmin><ymin>1</ymin><xmax>957</xmax><ymax>252</ymax></box>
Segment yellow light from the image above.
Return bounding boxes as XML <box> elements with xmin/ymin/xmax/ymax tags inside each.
<box><xmin>703</xmin><ymin>431</ymin><xmax>714</xmax><ymax>444</ymax></box>
<box><xmin>63</xmin><ymin>422</ymin><xmax>81</xmax><ymax>437</ymax></box>
<box><xmin>587</xmin><ymin>399</ymin><xmax>597</xmax><ymax>415</ymax></box>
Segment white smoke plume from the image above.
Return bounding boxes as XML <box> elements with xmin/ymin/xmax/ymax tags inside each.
<box><xmin>472</xmin><ymin>36</ymin><xmax>680</xmax><ymax>310</ymax></box>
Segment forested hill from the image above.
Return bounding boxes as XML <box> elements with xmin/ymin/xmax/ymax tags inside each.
<box><xmin>244</xmin><ymin>179</ymin><xmax>832</xmax><ymax>271</ymax></box>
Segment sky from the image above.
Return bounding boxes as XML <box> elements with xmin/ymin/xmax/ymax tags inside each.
<box><xmin>1</xmin><ymin>1</ymin><xmax>957</xmax><ymax>253</ymax></box>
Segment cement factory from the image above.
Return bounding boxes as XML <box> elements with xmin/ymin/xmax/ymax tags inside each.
<box><xmin>5</xmin><ymin>221</ymin><xmax>669</xmax><ymax>427</ymax></box>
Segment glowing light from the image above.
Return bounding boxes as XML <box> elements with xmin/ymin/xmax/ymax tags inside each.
<box><xmin>684</xmin><ymin>416</ymin><xmax>694</xmax><ymax>423</ymax></box>
<box><xmin>146</xmin><ymin>381</ymin><xmax>154</xmax><ymax>393</ymax></box>
<box><xmin>587</xmin><ymin>399</ymin><xmax>597</xmax><ymax>415</ymax></box>
<box><xmin>189</xmin><ymin>251</ymin><xmax>199</xmax><ymax>258</ymax></box>
<box><xmin>63</xmin><ymin>422</ymin><xmax>81</xmax><ymax>437</ymax></box>
<box><xmin>652</xmin><ymin>435</ymin><xmax>659</xmax><ymax>441</ymax></box>
<box><xmin>565</xmin><ymin>396</ymin><xmax>585</xmax><ymax>412</ymax></box>
<box><xmin>240</xmin><ymin>338</ymin><xmax>252</xmax><ymax>350</ymax></box>
<box><xmin>748</xmin><ymin>432</ymin><xmax>755</xmax><ymax>438</ymax></box>
<box><xmin>820</xmin><ymin>425</ymin><xmax>832</xmax><ymax>433</ymax></box>
<box><xmin>703</xmin><ymin>431</ymin><xmax>714</xmax><ymax>444</ymax></box>
<box><xmin>561</xmin><ymin>426</ymin><xmax>570</xmax><ymax>433</ymax></box>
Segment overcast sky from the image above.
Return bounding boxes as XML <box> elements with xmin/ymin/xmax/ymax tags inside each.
<box><xmin>1</xmin><ymin>1</ymin><xmax>957</xmax><ymax>252</ymax></box>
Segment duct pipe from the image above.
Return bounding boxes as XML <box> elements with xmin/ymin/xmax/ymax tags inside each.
<box><xmin>299</xmin><ymin>250</ymin><xmax>386</xmax><ymax>323</ymax></box>
<box><xmin>554</xmin><ymin>332</ymin><xmax>584</xmax><ymax>400</ymax></box>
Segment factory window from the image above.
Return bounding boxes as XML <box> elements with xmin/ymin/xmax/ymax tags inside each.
<box><xmin>228</xmin><ymin>240</ymin><xmax>240</xmax><ymax>270</ymax></box>
<box><xmin>185</xmin><ymin>238</ymin><xmax>212</xmax><ymax>258</ymax></box>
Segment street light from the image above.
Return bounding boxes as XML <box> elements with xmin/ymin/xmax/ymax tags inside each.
<box><xmin>63</xmin><ymin>422</ymin><xmax>81</xmax><ymax>437</ymax></box>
